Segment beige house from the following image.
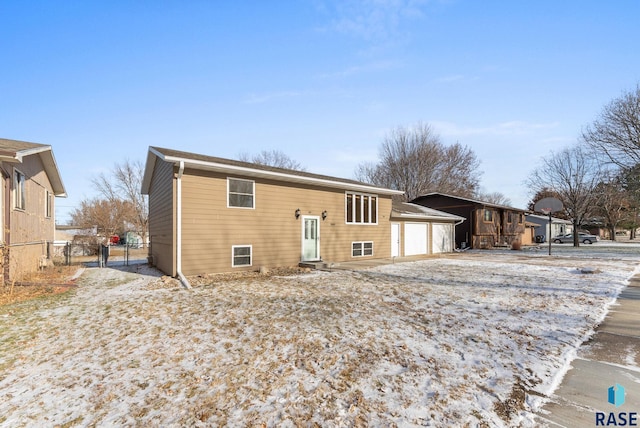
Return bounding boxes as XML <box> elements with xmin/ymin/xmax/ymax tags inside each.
<box><xmin>141</xmin><ymin>147</ymin><xmax>464</xmax><ymax>281</ymax></box>
<box><xmin>0</xmin><ymin>139</ymin><xmax>66</xmax><ymax>281</ymax></box>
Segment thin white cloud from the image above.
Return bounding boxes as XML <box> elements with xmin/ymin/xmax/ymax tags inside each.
<box><xmin>316</xmin><ymin>0</ymin><xmax>429</xmax><ymax>42</ymax></box>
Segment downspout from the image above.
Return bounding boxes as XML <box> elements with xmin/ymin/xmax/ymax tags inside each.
<box><xmin>454</xmin><ymin>218</ymin><xmax>465</xmax><ymax>250</ymax></box>
<box><xmin>176</xmin><ymin>161</ymin><xmax>192</xmax><ymax>289</ymax></box>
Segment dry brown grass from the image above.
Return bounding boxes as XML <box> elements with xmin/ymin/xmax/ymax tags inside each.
<box><xmin>0</xmin><ymin>265</ymin><xmax>80</xmax><ymax>306</ymax></box>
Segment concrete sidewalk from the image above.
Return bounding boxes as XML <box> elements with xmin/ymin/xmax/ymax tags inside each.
<box><xmin>536</xmin><ymin>274</ymin><xmax>640</xmax><ymax>426</ymax></box>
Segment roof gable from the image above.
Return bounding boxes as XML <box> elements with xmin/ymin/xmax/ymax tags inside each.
<box><xmin>142</xmin><ymin>146</ymin><xmax>404</xmax><ymax>196</ymax></box>
<box><xmin>0</xmin><ymin>138</ymin><xmax>67</xmax><ymax>197</ymax></box>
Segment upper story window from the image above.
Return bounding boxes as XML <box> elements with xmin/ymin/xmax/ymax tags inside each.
<box><xmin>14</xmin><ymin>169</ymin><xmax>26</xmax><ymax>210</ymax></box>
<box><xmin>45</xmin><ymin>190</ymin><xmax>53</xmax><ymax>218</ymax></box>
<box><xmin>346</xmin><ymin>192</ymin><xmax>377</xmax><ymax>224</ymax></box>
<box><xmin>227</xmin><ymin>178</ymin><xmax>255</xmax><ymax>209</ymax></box>
<box><xmin>507</xmin><ymin>212</ymin><xmax>513</xmax><ymax>223</ymax></box>
<box><xmin>483</xmin><ymin>209</ymin><xmax>493</xmax><ymax>222</ymax></box>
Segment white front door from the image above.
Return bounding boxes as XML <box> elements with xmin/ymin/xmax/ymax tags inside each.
<box><xmin>301</xmin><ymin>216</ymin><xmax>320</xmax><ymax>261</ymax></box>
<box><xmin>391</xmin><ymin>223</ymin><xmax>400</xmax><ymax>257</ymax></box>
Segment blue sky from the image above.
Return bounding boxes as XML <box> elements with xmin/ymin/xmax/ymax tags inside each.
<box><xmin>2</xmin><ymin>1</ymin><xmax>639</xmax><ymax>223</ymax></box>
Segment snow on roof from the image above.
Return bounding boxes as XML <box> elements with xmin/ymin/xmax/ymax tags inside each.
<box><xmin>391</xmin><ymin>201</ymin><xmax>465</xmax><ymax>222</ymax></box>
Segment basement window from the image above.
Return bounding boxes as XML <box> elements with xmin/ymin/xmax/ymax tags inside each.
<box><xmin>232</xmin><ymin>245</ymin><xmax>252</xmax><ymax>267</ymax></box>
<box><xmin>352</xmin><ymin>241</ymin><xmax>373</xmax><ymax>257</ymax></box>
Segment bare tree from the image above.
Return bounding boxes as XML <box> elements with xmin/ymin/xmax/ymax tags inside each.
<box><xmin>355</xmin><ymin>123</ymin><xmax>481</xmax><ymax>200</ymax></box>
<box><xmin>592</xmin><ymin>171</ymin><xmax>630</xmax><ymax>241</ymax></box>
<box><xmin>527</xmin><ymin>145</ymin><xmax>602</xmax><ymax>246</ymax></box>
<box><xmin>92</xmin><ymin>160</ymin><xmax>148</xmax><ymax>247</ymax></box>
<box><xmin>527</xmin><ymin>188</ymin><xmax>570</xmax><ymax>220</ymax></box>
<box><xmin>620</xmin><ymin>165</ymin><xmax>640</xmax><ymax>239</ymax></box>
<box><xmin>581</xmin><ymin>84</ymin><xmax>640</xmax><ymax>169</ymax></box>
<box><xmin>238</xmin><ymin>149</ymin><xmax>306</xmax><ymax>171</ymax></box>
<box><xmin>476</xmin><ymin>191</ymin><xmax>512</xmax><ymax>207</ymax></box>
<box><xmin>70</xmin><ymin>198</ymin><xmax>135</xmax><ymax>239</ymax></box>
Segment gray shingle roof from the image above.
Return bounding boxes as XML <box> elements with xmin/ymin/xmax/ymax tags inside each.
<box><xmin>143</xmin><ymin>146</ymin><xmax>405</xmax><ymax>196</ymax></box>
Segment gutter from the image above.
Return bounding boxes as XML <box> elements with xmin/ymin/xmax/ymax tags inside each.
<box><xmin>176</xmin><ymin>161</ymin><xmax>191</xmax><ymax>289</ymax></box>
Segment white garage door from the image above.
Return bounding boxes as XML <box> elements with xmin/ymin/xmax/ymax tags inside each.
<box><xmin>404</xmin><ymin>223</ymin><xmax>428</xmax><ymax>256</ymax></box>
<box><xmin>432</xmin><ymin>223</ymin><xmax>454</xmax><ymax>253</ymax></box>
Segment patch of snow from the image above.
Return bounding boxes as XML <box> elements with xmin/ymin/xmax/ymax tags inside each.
<box><xmin>0</xmin><ymin>250</ymin><xmax>638</xmax><ymax>427</ymax></box>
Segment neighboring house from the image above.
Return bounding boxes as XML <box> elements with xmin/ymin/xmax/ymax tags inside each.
<box><xmin>141</xmin><ymin>147</ymin><xmax>463</xmax><ymax>279</ymax></box>
<box><xmin>0</xmin><ymin>138</ymin><xmax>66</xmax><ymax>281</ymax></box>
<box><xmin>390</xmin><ymin>201</ymin><xmax>465</xmax><ymax>256</ymax></box>
<box><xmin>54</xmin><ymin>225</ymin><xmax>98</xmax><ymax>257</ymax></box>
<box><xmin>411</xmin><ymin>193</ymin><xmax>528</xmax><ymax>249</ymax></box>
<box><xmin>525</xmin><ymin>214</ymin><xmax>573</xmax><ymax>243</ymax></box>
<box><xmin>521</xmin><ymin>221</ymin><xmax>538</xmax><ymax>246</ymax></box>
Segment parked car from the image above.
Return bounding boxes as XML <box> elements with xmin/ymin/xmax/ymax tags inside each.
<box><xmin>553</xmin><ymin>232</ymin><xmax>599</xmax><ymax>244</ymax></box>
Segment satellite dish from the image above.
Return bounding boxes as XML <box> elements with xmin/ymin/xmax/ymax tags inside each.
<box><xmin>534</xmin><ymin>197</ymin><xmax>563</xmax><ymax>215</ymax></box>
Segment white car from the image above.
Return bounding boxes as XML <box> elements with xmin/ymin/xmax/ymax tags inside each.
<box><xmin>553</xmin><ymin>232</ymin><xmax>599</xmax><ymax>244</ymax></box>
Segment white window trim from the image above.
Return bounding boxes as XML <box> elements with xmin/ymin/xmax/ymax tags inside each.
<box><xmin>232</xmin><ymin>245</ymin><xmax>252</xmax><ymax>267</ymax></box>
<box><xmin>14</xmin><ymin>169</ymin><xmax>26</xmax><ymax>211</ymax></box>
<box><xmin>345</xmin><ymin>192</ymin><xmax>378</xmax><ymax>225</ymax></box>
<box><xmin>45</xmin><ymin>190</ymin><xmax>53</xmax><ymax>218</ymax></box>
<box><xmin>352</xmin><ymin>241</ymin><xmax>374</xmax><ymax>257</ymax></box>
<box><xmin>227</xmin><ymin>177</ymin><xmax>255</xmax><ymax>209</ymax></box>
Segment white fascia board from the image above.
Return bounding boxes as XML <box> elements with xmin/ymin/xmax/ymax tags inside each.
<box><xmin>393</xmin><ymin>212</ymin><xmax>465</xmax><ymax>222</ymax></box>
<box><xmin>15</xmin><ymin>145</ymin><xmax>53</xmax><ymax>162</ymax></box>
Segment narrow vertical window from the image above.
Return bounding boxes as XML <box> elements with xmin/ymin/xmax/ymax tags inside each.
<box><xmin>371</xmin><ymin>196</ymin><xmax>377</xmax><ymax>223</ymax></box>
<box><xmin>346</xmin><ymin>193</ymin><xmax>353</xmax><ymax>223</ymax></box>
<box><xmin>14</xmin><ymin>170</ymin><xmax>25</xmax><ymax>210</ymax></box>
<box><xmin>45</xmin><ymin>190</ymin><xmax>53</xmax><ymax>218</ymax></box>
<box><xmin>364</xmin><ymin>196</ymin><xmax>370</xmax><ymax>223</ymax></box>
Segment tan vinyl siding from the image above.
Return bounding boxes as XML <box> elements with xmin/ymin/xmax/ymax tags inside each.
<box><xmin>147</xmin><ymin>159</ymin><xmax>176</xmax><ymax>276</ymax></box>
<box><xmin>179</xmin><ymin>169</ymin><xmax>392</xmax><ymax>275</ymax></box>
<box><xmin>6</xmin><ymin>156</ymin><xmax>55</xmax><ymax>280</ymax></box>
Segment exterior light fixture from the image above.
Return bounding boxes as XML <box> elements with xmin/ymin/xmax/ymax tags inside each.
<box><xmin>295</xmin><ymin>208</ymin><xmax>301</xmax><ymax>219</ymax></box>
<box><xmin>322</xmin><ymin>210</ymin><xmax>328</xmax><ymax>220</ymax></box>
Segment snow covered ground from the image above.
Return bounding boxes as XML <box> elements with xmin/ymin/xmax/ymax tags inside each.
<box><xmin>0</xmin><ymin>245</ymin><xmax>639</xmax><ymax>427</ymax></box>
